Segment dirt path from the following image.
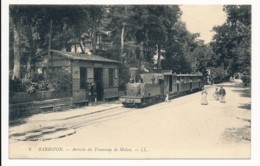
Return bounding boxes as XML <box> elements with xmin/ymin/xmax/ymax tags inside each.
<box><xmin>9</xmin><ymin>80</ymin><xmax>251</xmax><ymax>159</ymax></box>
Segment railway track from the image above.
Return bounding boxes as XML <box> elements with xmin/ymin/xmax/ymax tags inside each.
<box><xmin>9</xmin><ymin>88</ymin><xmax>212</xmax><ymax>142</ymax></box>
<box><xmin>9</xmin><ymin>106</ymin><xmax>134</xmax><ymax>141</ymax></box>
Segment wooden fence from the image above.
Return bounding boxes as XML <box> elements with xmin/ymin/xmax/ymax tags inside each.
<box><xmin>10</xmin><ymin>90</ymin><xmax>71</xmax><ymax>104</ymax></box>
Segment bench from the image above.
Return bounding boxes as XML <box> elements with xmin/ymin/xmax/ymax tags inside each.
<box><xmin>40</xmin><ymin>104</ymin><xmax>65</xmax><ymax>112</ymax></box>
<box><xmin>73</xmin><ymin>100</ymin><xmax>89</xmax><ymax>107</ymax></box>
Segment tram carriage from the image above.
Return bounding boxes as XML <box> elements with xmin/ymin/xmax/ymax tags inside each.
<box><xmin>119</xmin><ymin>68</ymin><xmax>205</xmax><ymax>107</ymax></box>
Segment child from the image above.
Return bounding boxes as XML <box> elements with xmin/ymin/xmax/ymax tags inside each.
<box><xmin>165</xmin><ymin>93</ymin><xmax>169</xmax><ymax>102</ymax></box>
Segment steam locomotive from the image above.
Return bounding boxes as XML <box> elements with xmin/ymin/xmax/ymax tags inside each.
<box><xmin>119</xmin><ymin>68</ymin><xmax>205</xmax><ymax>107</ymax></box>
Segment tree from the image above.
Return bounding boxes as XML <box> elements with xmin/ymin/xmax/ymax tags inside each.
<box><xmin>106</xmin><ymin>5</ymin><xmax>129</xmax><ymax>61</ymax></box>
<box><xmin>211</xmin><ymin>5</ymin><xmax>251</xmax><ymax>83</ymax></box>
<box><xmin>11</xmin><ymin>17</ymin><xmax>21</xmax><ymax>79</ymax></box>
<box><xmin>10</xmin><ymin>6</ymin><xmax>22</xmax><ymax>79</ymax></box>
<box><xmin>107</xmin><ymin>5</ymin><xmax>182</xmax><ymax>70</ymax></box>
<box><xmin>188</xmin><ymin>44</ymin><xmax>215</xmax><ymax>73</ymax></box>
<box><xmin>161</xmin><ymin>51</ymin><xmax>192</xmax><ymax>74</ymax></box>
<box><xmin>162</xmin><ymin>20</ymin><xmax>204</xmax><ymax>74</ymax></box>
<box><xmin>9</xmin><ymin>5</ymin><xmax>199</xmax><ymax>83</ymax></box>
<box><xmin>84</xmin><ymin>6</ymin><xmax>104</xmax><ymax>54</ymax></box>
<box><xmin>145</xmin><ymin>6</ymin><xmax>181</xmax><ymax>70</ymax></box>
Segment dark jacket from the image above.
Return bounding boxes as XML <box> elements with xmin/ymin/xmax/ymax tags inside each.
<box><xmin>219</xmin><ymin>88</ymin><xmax>226</xmax><ymax>96</ymax></box>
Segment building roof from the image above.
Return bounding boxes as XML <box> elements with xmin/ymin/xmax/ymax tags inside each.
<box><xmin>50</xmin><ymin>50</ymin><xmax>120</xmax><ymax>63</ymax></box>
<box><xmin>177</xmin><ymin>73</ymin><xmax>203</xmax><ymax>77</ymax></box>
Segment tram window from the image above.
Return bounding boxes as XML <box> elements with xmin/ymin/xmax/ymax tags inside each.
<box><xmin>80</xmin><ymin>67</ymin><xmax>87</xmax><ymax>89</ymax></box>
<box><xmin>109</xmin><ymin>68</ymin><xmax>114</xmax><ymax>86</ymax></box>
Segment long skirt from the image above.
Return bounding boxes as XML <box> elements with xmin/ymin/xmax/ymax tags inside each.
<box><xmin>201</xmin><ymin>94</ymin><xmax>208</xmax><ymax>105</ymax></box>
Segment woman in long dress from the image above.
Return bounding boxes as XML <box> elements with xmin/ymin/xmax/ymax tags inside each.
<box><xmin>214</xmin><ymin>87</ymin><xmax>219</xmax><ymax>100</ymax></box>
<box><xmin>201</xmin><ymin>88</ymin><xmax>208</xmax><ymax>105</ymax></box>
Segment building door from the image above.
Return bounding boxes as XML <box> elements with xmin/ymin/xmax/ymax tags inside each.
<box><xmin>168</xmin><ymin>76</ymin><xmax>173</xmax><ymax>93</ymax></box>
<box><xmin>159</xmin><ymin>79</ymin><xmax>164</xmax><ymax>96</ymax></box>
<box><xmin>94</xmin><ymin>68</ymin><xmax>103</xmax><ymax>101</ymax></box>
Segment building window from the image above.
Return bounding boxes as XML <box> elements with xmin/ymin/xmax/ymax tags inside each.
<box><xmin>109</xmin><ymin>68</ymin><xmax>114</xmax><ymax>86</ymax></box>
<box><xmin>114</xmin><ymin>69</ymin><xmax>118</xmax><ymax>78</ymax></box>
<box><xmin>80</xmin><ymin>67</ymin><xmax>87</xmax><ymax>89</ymax></box>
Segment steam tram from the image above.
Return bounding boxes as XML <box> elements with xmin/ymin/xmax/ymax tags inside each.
<box><xmin>119</xmin><ymin>68</ymin><xmax>205</xmax><ymax>107</ymax></box>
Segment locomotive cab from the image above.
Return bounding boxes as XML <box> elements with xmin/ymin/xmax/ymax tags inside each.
<box><xmin>120</xmin><ymin>72</ymin><xmax>164</xmax><ymax>107</ymax></box>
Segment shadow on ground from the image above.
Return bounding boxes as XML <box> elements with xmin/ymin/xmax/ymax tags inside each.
<box><xmin>9</xmin><ymin>125</ymin><xmax>75</xmax><ymax>141</ymax></box>
<box><xmin>233</xmin><ymin>88</ymin><xmax>251</xmax><ymax>98</ymax></box>
<box><xmin>216</xmin><ymin>82</ymin><xmax>244</xmax><ymax>88</ymax></box>
<box><xmin>222</xmin><ymin>117</ymin><xmax>251</xmax><ymax>143</ymax></box>
<box><xmin>238</xmin><ymin>103</ymin><xmax>251</xmax><ymax>110</ymax></box>
<box><xmin>9</xmin><ymin>101</ymin><xmax>121</xmax><ymax>127</ymax></box>
<box><xmin>9</xmin><ymin>109</ymin><xmax>65</xmax><ymax>127</ymax></box>
<box><xmin>9</xmin><ymin>114</ymin><xmax>31</xmax><ymax>127</ymax></box>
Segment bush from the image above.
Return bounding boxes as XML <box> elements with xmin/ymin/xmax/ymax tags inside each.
<box><xmin>10</xmin><ymin>76</ymin><xmax>38</xmax><ymax>94</ymax></box>
<box><xmin>241</xmin><ymin>74</ymin><xmax>251</xmax><ymax>86</ymax></box>
<box><xmin>37</xmin><ymin>78</ymin><xmax>50</xmax><ymax>91</ymax></box>
<box><xmin>10</xmin><ymin>69</ymin><xmax>71</xmax><ymax>95</ymax></box>
<box><xmin>21</xmin><ymin>75</ymin><xmax>37</xmax><ymax>94</ymax></box>
<box><xmin>49</xmin><ymin>69</ymin><xmax>71</xmax><ymax>91</ymax></box>
<box><xmin>9</xmin><ymin>78</ymin><xmax>25</xmax><ymax>96</ymax></box>
<box><xmin>210</xmin><ymin>67</ymin><xmax>229</xmax><ymax>84</ymax></box>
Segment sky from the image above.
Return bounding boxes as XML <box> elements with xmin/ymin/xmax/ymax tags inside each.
<box><xmin>179</xmin><ymin>5</ymin><xmax>227</xmax><ymax>43</ymax></box>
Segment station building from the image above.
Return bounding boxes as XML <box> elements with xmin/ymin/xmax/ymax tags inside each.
<box><xmin>33</xmin><ymin>49</ymin><xmax>120</xmax><ymax>105</ymax></box>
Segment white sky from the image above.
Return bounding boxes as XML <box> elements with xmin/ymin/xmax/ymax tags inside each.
<box><xmin>180</xmin><ymin>5</ymin><xmax>227</xmax><ymax>43</ymax></box>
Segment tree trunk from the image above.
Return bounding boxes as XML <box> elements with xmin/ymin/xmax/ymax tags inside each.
<box><xmin>74</xmin><ymin>44</ymin><xmax>77</xmax><ymax>53</ymax></box>
<box><xmin>12</xmin><ymin>19</ymin><xmax>21</xmax><ymax>80</ymax></box>
<box><xmin>120</xmin><ymin>23</ymin><xmax>126</xmax><ymax>64</ymax></box>
<box><xmin>47</xmin><ymin>20</ymin><xmax>53</xmax><ymax>75</ymax></box>
<box><xmin>121</xmin><ymin>23</ymin><xmax>125</xmax><ymax>54</ymax></box>
<box><xmin>79</xmin><ymin>38</ymin><xmax>85</xmax><ymax>54</ymax></box>
<box><xmin>92</xmin><ymin>23</ymin><xmax>97</xmax><ymax>54</ymax></box>
<box><xmin>27</xmin><ymin>55</ymin><xmax>32</xmax><ymax>76</ymax></box>
<box><xmin>157</xmin><ymin>44</ymin><xmax>161</xmax><ymax>71</ymax></box>
<box><xmin>26</xmin><ymin>20</ymin><xmax>34</xmax><ymax>76</ymax></box>
<box><xmin>143</xmin><ymin>41</ymin><xmax>146</xmax><ymax>61</ymax></box>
